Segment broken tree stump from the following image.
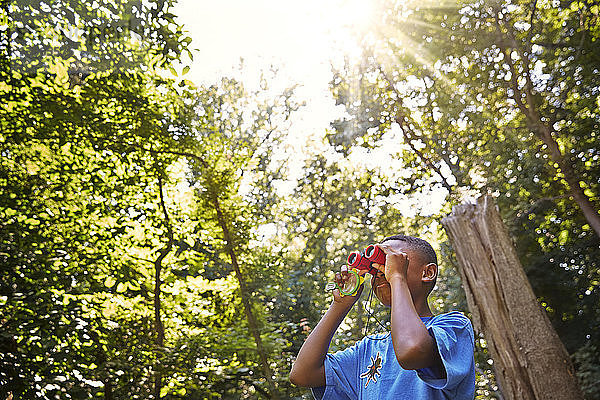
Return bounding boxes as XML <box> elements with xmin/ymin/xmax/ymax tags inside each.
<box><xmin>441</xmin><ymin>195</ymin><xmax>583</xmax><ymax>400</ymax></box>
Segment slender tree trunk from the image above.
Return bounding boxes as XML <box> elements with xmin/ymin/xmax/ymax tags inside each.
<box><xmin>153</xmin><ymin>175</ymin><xmax>173</xmax><ymax>400</ymax></box>
<box><xmin>534</xmin><ymin>121</ymin><xmax>600</xmax><ymax>238</ymax></box>
<box><xmin>137</xmin><ymin>148</ymin><xmax>280</xmax><ymax>398</ymax></box>
<box><xmin>153</xmin><ymin>252</ymin><xmax>165</xmax><ymax>400</ymax></box>
<box><xmin>442</xmin><ymin>195</ymin><xmax>583</xmax><ymax>400</ymax></box>
<box><xmin>212</xmin><ymin>195</ymin><xmax>280</xmax><ymax>400</ymax></box>
<box><xmin>497</xmin><ymin>19</ymin><xmax>600</xmax><ymax>239</ymax></box>
<box><xmin>104</xmin><ymin>380</ymin><xmax>113</xmax><ymax>400</ymax></box>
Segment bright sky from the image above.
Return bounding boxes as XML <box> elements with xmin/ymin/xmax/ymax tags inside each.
<box><xmin>174</xmin><ymin>0</ymin><xmax>373</xmax><ymax>82</ymax></box>
<box><xmin>173</xmin><ymin>0</ymin><xmax>375</xmax><ymax>143</ymax></box>
<box><xmin>173</xmin><ymin>0</ymin><xmax>449</xmax><ymax>219</ymax></box>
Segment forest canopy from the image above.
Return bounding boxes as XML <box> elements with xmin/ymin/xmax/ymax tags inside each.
<box><xmin>1</xmin><ymin>0</ymin><xmax>599</xmax><ymax>399</ymax></box>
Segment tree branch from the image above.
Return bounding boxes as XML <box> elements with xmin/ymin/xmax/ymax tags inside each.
<box><xmin>518</xmin><ymin>194</ymin><xmax>572</xmax><ymax>217</ymax></box>
<box><xmin>125</xmin><ymin>141</ymin><xmax>209</xmax><ymax>169</ymax></box>
<box><xmin>377</xmin><ymin>65</ymin><xmax>454</xmax><ymax>194</ymax></box>
<box><xmin>525</xmin><ymin>0</ymin><xmax>538</xmax><ymax>53</ymax></box>
<box><xmin>531</xmin><ymin>41</ymin><xmax>576</xmax><ymax>49</ymax></box>
<box><xmin>211</xmin><ymin>192</ymin><xmax>280</xmax><ymax>399</ymax></box>
<box><xmin>395</xmin><ymin>115</ymin><xmax>454</xmax><ymax>193</ymax></box>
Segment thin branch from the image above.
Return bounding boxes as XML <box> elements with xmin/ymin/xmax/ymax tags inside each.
<box><xmin>519</xmin><ymin>194</ymin><xmax>572</xmax><ymax>216</ymax></box>
<box><xmin>531</xmin><ymin>41</ymin><xmax>576</xmax><ymax>49</ymax></box>
<box><xmin>211</xmin><ymin>194</ymin><xmax>280</xmax><ymax>399</ymax></box>
<box><xmin>525</xmin><ymin>0</ymin><xmax>538</xmax><ymax>53</ymax></box>
<box><xmin>396</xmin><ymin>115</ymin><xmax>453</xmax><ymax>193</ymax></box>
<box><xmin>311</xmin><ymin>203</ymin><xmax>336</xmax><ymax>238</ymax></box>
<box><xmin>126</xmin><ymin>141</ymin><xmax>209</xmax><ymax>168</ymax></box>
<box><xmin>502</xmin><ymin>46</ymin><xmax>530</xmax><ymax>120</ymax></box>
<box><xmin>129</xmin><ymin>255</ymin><xmax>154</xmax><ymax>264</ymax></box>
<box><xmin>574</xmin><ymin>4</ymin><xmax>587</xmax><ymax>63</ymax></box>
<box><xmin>291</xmin><ymin>202</ymin><xmax>337</xmax><ymax>271</ymax></box>
<box><xmin>496</xmin><ymin>4</ymin><xmax>540</xmax><ymax>126</ymax></box>
<box><xmin>377</xmin><ymin>65</ymin><xmax>454</xmax><ymax>194</ymax></box>
<box><xmin>157</xmin><ymin>174</ymin><xmax>174</xmax><ymax>246</ymax></box>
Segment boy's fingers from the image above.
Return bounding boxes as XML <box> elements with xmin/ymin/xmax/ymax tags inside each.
<box><xmin>392</xmin><ymin>252</ymin><xmax>409</xmax><ymax>264</ymax></box>
<box><xmin>376</xmin><ymin>243</ymin><xmax>409</xmax><ymax>263</ymax></box>
<box><xmin>340</xmin><ymin>265</ymin><xmax>348</xmax><ymax>279</ymax></box>
<box><xmin>371</xmin><ymin>263</ymin><xmax>385</xmax><ymax>274</ymax></box>
<box><xmin>385</xmin><ymin>252</ymin><xmax>410</xmax><ymax>273</ymax></box>
<box><xmin>375</xmin><ymin>242</ymin><xmax>392</xmax><ymax>254</ymax></box>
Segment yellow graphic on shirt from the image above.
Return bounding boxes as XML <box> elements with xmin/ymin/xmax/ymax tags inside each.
<box><xmin>360</xmin><ymin>351</ymin><xmax>382</xmax><ymax>388</ymax></box>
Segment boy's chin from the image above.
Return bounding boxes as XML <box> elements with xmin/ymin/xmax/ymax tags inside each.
<box><xmin>375</xmin><ymin>285</ymin><xmax>392</xmax><ymax>308</ymax></box>
<box><xmin>375</xmin><ymin>292</ymin><xmax>392</xmax><ymax>307</ymax></box>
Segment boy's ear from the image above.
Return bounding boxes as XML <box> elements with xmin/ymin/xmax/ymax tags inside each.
<box><xmin>421</xmin><ymin>263</ymin><xmax>437</xmax><ymax>282</ymax></box>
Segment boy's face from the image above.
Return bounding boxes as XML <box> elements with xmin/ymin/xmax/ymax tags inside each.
<box><xmin>369</xmin><ymin>240</ymin><xmax>429</xmax><ymax>307</ymax></box>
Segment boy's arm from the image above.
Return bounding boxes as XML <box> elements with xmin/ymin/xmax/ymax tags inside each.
<box><xmin>377</xmin><ymin>244</ymin><xmax>443</xmax><ymax>371</ymax></box>
<box><xmin>388</xmin><ymin>273</ymin><xmax>441</xmax><ymax>370</ymax></box>
<box><xmin>289</xmin><ymin>269</ymin><xmax>362</xmax><ymax>387</ymax></box>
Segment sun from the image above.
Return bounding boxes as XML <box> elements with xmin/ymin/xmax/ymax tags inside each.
<box><xmin>333</xmin><ymin>0</ymin><xmax>377</xmax><ymax>31</ymax></box>
<box><xmin>312</xmin><ymin>0</ymin><xmax>379</xmax><ymax>61</ymax></box>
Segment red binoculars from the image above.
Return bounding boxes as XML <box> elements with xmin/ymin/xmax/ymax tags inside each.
<box><xmin>347</xmin><ymin>245</ymin><xmax>386</xmax><ymax>275</ymax></box>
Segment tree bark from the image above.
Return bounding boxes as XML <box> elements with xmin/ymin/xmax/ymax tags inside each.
<box><xmin>441</xmin><ymin>195</ymin><xmax>583</xmax><ymax>400</ymax></box>
<box><xmin>212</xmin><ymin>195</ymin><xmax>280</xmax><ymax>400</ymax></box>
<box><xmin>104</xmin><ymin>380</ymin><xmax>113</xmax><ymax>400</ymax></box>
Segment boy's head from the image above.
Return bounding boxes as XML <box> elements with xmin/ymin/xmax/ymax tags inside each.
<box><xmin>370</xmin><ymin>234</ymin><xmax>438</xmax><ymax>307</ymax></box>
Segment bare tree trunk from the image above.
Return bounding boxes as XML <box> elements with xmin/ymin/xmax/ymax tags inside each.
<box><xmin>136</xmin><ymin>147</ymin><xmax>280</xmax><ymax>398</ymax></box>
<box><xmin>442</xmin><ymin>195</ymin><xmax>583</xmax><ymax>400</ymax></box>
<box><xmin>153</xmin><ymin>175</ymin><xmax>173</xmax><ymax>400</ymax></box>
<box><xmin>104</xmin><ymin>380</ymin><xmax>113</xmax><ymax>400</ymax></box>
<box><xmin>533</xmin><ymin>121</ymin><xmax>600</xmax><ymax>238</ymax></box>
<box><xmin>496</xmin><ymin>14</ymin><xmax>600</xmax><ymax>239</ymax></box>
<box><xmin>212</xmin><ymin>195</ymin><xmax>280</xmax><ymax>400</ymax></box>
<box><xmin>153</xmin><ymin>250</ymin><xmax>166</xmax><ymax>400</ymax></box>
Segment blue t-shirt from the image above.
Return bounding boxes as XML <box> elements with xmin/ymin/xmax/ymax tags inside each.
<box><xmin>312</xmin><ymin>312</ymin><xmax>475</xmax><ymax>400</ymax></box>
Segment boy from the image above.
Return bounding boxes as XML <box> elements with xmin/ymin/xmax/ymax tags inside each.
<box><xmin>289</xmin><ymin>234</ymin><xmax>475</xmax><ymax>399</ymax></box>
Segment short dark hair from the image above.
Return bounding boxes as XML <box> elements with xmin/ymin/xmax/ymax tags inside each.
<box><xmin>381</xmin><ymin>234</ymin><xmax>438</xmax><ymax>266</ymax></box>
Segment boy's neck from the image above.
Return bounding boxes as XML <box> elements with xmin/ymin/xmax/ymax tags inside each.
<box><xmin>414</xmin><ymin>299</ymin><xmax>434</xmax><ymax>318</ymax></box>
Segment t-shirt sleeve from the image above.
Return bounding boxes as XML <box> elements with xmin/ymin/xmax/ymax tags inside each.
<box><xmin>311</xmin><ymin>341</ymin><xmax>361</xmax><ymax>400</ymax></box>
<box><xmin>417</xmin><ymin>312</ymin><xmax>475</xmax><ymax>390</ymax></box>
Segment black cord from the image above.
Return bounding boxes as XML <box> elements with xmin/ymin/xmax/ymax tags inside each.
<box><xmin>362</xmin><ymin>277</ymin><xmax>389</xmax><ymax>340</ymax></box>
<box><xmin>363</xmin><ymin>282</ymin><xmax>372</xmax><ymax>336</ymax></box>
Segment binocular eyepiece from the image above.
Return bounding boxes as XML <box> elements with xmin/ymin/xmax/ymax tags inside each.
<box><xmin>346</xmin><ymin>244</ymin><xmax>386</xmax><ymax>275</ymax></box>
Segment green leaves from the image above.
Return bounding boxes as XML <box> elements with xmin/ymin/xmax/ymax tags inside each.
<box><xmin>5</xmin><ymin>0</ymin><xmax>597</xmax><ymax>398</ymax></box>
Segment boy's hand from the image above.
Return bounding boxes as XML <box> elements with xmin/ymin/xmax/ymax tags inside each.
<box><xmin>332</xmin><ymin>265</ymin><xmax>364</xmax><ymax>308</ymax></box>
<box><xmin>373</xmin><ymin>243</ymin><xmax>409</xmax><ymax>282</ymax></box>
